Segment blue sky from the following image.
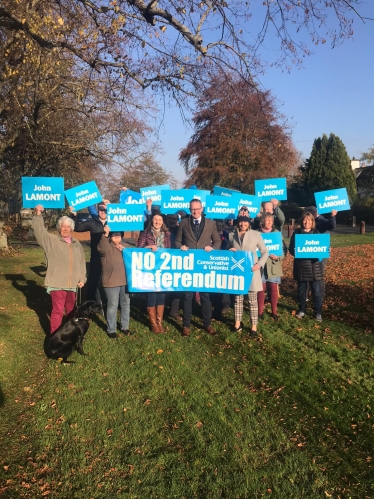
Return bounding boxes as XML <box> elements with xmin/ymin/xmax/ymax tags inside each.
<box><xmin>155</xmin><ymin>2</ymin><xmax>374</xmax><ymax>185</ymax></box>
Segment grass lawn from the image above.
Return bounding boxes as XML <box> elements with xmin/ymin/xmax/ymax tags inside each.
<box><xmin>0</xmin><ymin>236</ymin><xmax>373</xmax><ymax>498</ymax></box>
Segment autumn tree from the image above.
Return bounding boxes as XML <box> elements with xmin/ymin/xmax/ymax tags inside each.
<box><xmin>302</xmin><ymin>133</ymin><xmax>357</xmax><ymax>203</ymax></box>
<box><xmin>179</xmin><ymin>73</ymin><xmax>298</xmax><ymax>192</ymax></box>
<box><xmin>0</xmin><ymin>1</ymin><xmax>368</xmax><ymax>104</ymax></box>
<box><xmin>0</xmin><ymin>27</ymin><xmax>151</xmax><ymax>203</ymax></box>
<box><xmin>361</xmin><ymin>146</ymin><xmax>374</xmax><ymax>166</ymax></box>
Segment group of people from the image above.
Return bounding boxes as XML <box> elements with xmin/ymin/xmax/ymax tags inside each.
<box><xmin>31</xmin><ymin>197</ymin><xmax>337</xmax><ymax>338</ymax></box>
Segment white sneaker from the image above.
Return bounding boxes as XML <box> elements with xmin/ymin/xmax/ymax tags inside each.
<box><xmin>315</xmin><ymin>314</ymin><xmax>322</xmax><ymax>322</ymax></box>
<box><xmin>295</xmin><ymin>311</ymin><xmax>305</xmax><ymax>319</ymax></box>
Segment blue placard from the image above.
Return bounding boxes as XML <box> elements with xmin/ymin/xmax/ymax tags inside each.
<box><xmin>124</xmin><ymin>248</ymin><xmax>254</xmax><ymax>294</ymax></box>
<box><xmin>295</xmin><ymin>234</ymin><xmax>330</xmax><ymax>259</ymax></box>
<box><xmin>161</xmin><ymin>189</ymin><xmax>210</xmax><ymax>214</ymax></box>
<box><xmin>260</xmin><ymin>232</ymin><xmax>283</xmax><ymax>257</ymax></box>
<box><xmin>140</xmin><ymin>184</ymin><xmax>170</xmax><ymax>204</ymax></box>
<box><xmin>106</xmin><ymin>203</ymin><xmax>145</xmax><ymax>231</ymax></box>
<box><xmin>212</xmin><ymin>185</ymin><xmax>240</xmax><ymax>197</ymax></box>
<box><xmin>255</xmin><ymin>178</ymin><xmax>287</xmax><ymax>201</ymax></box>
<box><xmin>22</xmin><ymin>177</ymin><xmax>65</xmax><ymax>208</ymax></box>
<box><xmin>65</xmin><ymin>181</ymin><xmax>102</xmax><ymax>211</ymax></box>
<box><xmin>120</xmin><ymin>189</ymin><xmax>143</xmax><ymax>204</ymax></box>
<box><xmin>314</xmin><ymin>188</ymin><xmax>350</xmax><ymax>214</ymax></box>
<box><xmin>231</xmin><ymin>193</ymin><xmax>261</xmax><ymax>217</ymax></box>
<box><xmin>204</xmin><ymin>195</ymin><xmax>237</xmax><ymax>219</ymax></box>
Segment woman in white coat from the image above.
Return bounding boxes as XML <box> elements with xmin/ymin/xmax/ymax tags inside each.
<box><xmin>226</xmin><ymin>215</ymin><xmax>268</xmax><ymax>338</ymax></box>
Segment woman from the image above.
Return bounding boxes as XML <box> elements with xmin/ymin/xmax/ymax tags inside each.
<box><xmin>257</xmin><ymin>212</ymin><xmax>287</xmax><ymax>321</ymax></box>
<box><xmin>226</xmin><ymin>215</ymin><xmax>268</xmax><ymax>338</ymax></box>
<box><xmin>32</xmin><ymin>204</ymin><xmax>86</xmax><ymax>333</ymax></box>
<box><xmin>97</xmin><ymin>225</ymin><xmax>130</xmax><ymax>339</ymax></box>
<box><xmin>289</xmin><ymin>211</ymin><xmax>323</xmax><ymax>321</ymax></box>
<box><xmin>137</xmin><ymin>213</ymin><xmax>171</xmax><ymax>333</ymax></box>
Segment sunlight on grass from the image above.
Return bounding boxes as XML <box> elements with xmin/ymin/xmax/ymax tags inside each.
<box><xmin>1</xmin><ymin>242</ymin><xmax>374</xmax><ymax>498</ymax></box>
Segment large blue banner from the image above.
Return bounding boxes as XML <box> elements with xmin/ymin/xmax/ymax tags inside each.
<box><xmin>106</xmin><ymin>203</ymin><xmax>145</xmax><ymax>231</ymax></box>
<box><xmin>140</xmin><ymin>184</ymin><xmax>170</xmax><ymax>204</ymax></box>
<box><xmin>65</xmin><ymin>181</ymin><xmax>102</xmax><ymax>211</ymax></box>
<box><xmin>254</xmin><ymin>178</ymin><xmax>287</xmax><ymax>202</ymax></box>
<box><xmin>314</xmin><ymin>188</ymin><xmax>350</xmax><ymax>214</ymax></box>
<box><xmin>204</xmin><ymin>195</ymin><xmax>237</xmax><ymax>219</ymax></box>
<box><xmin>22</xmin><ymin>177</ymin><xmax>65</xmax><ymax>208</ymax></box>
<box><xmin>124</xmin><ymin>248</ymin><xmax>254</xmax><ymax>294</ymax></box>
<box><xmin>294</xmin><ymin>234</ymin><xmax>330</xmax><ymax>259</ymax></box>
<box><xmin>231</xmin><ymin>193</ymin><xmax>261</xmax><ymax>217</ymax></box>
<box><xmin>161</xmin><ymin>189</ymin><xmax>210</xmax><ymax>214</ymax></box>
<box><xmin>260</xmin><ymin>232</ymin><xmax>283</xmax><ymax>257</ymax></box>
<box><xmin>212</xmin><ymin>185</ymin><xmax>240</xmax><ymax>197</ymax></box>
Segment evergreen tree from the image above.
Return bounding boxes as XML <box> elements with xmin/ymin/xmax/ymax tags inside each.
<box><xmin>303</xmin><ymin>133</ymin><xmax>357</xmax><ymax>202</ymax></box>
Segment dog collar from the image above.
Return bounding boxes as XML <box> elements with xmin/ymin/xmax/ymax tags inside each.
<box><xmin>74</xmin><ymin>318</ymin><xmax>90</xmax><ymax>322</ymax></box>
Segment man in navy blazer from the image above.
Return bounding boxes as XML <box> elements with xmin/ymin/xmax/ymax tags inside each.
<box><xmin>174</xmin><ymin>198</ymin><xmax>221</xmax><ymax>337</ymax></box>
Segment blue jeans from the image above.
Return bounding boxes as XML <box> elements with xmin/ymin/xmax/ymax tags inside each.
<box><xmin>297</xmin><ymin>281</ymin><xmax>322</xmax><ymax>315</ymax></box>
<box><xmin>104</xmin><ymin>286</ymin><xmax>130</xmax><ymax>333</ymax></box>
<box><xmin>146</xmin><ymin>293</ymin><xmax>166</xmax><ymax>307</ymax></box>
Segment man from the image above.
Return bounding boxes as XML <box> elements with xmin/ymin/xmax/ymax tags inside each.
<box><xmin>174</xmin><ymin>199</ymin><xmax>221</xmax><ymax>337</ymax></box>
<box><xmin>304</xmin><ymin>206</ymin><xmax>338</xmax><ymax>301</ymax></box>
<box><xmin>70</xmin><ymin>201</ymin><xmax>108</xmax><ymax>304</ymax></box>
<box><xmin>166</xmin><ymin>214</ymin><xmax>182</xmax><ymax>321</ymax></box>
<box><xmin>253</xmin><ymin>199</ymin><xmax>285</xmax><ymax>232</ymax></box>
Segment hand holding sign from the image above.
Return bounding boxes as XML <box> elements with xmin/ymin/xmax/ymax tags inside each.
<box><xmin>34</xmin><ymin>204</ymin><xmax>44</xmax><ymax>215</ymax></box>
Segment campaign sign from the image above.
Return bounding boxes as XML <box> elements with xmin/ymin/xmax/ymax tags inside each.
<box><xmin>255</xmin><ymin>178</ymin><xmax>287</xmax><ymax>201</ymax></box>
<box><xmin>106</xmin><ymin>203</ymin><xmax>145</xmax><ymax>231</ymax></box>
<box><xmin>119</xmin><ymin>189</ymin><xmax>143</xmax><ymax>204</ymax></box>
<box><xmin>294</xmin><ymin>234</ymin><xmax>330</xmax><ymax>259</ymax></box>
<box><xmin>65</xmin><ymin>181</ymin><xmax>102</xmax><ymax>211</ymax></box>
<box><xmin>212</xmin><ymin>185</ymin><xmax>240</xmax><ymax>197</ymax></box>
<box><xmin>22</xmin><ymin>177</ymin><xmax>65</xmax><ymax>208</ymax></box>
<box><xmin>161</xmin><ymin>189</ymin><xmax>210</xmax><ymax>214</ymax></box>
<box><xmin>231</xmin><ymin>193</ymin><xmax>261</xmax><ymax>217</ymax></box>
<box><xmin>314</xmin><ymin>188</ymin><xmax>350</xmax><ymax>214</ymax></box>
<box><xmin>140</xmin><ymin>184</ymin><xmax>170</xmax><ymax>204</ymax></box>
<box><xmin>204</xmin><ymin>195</ymin><xmax>237</xmax><ymax>219</ymax></box>
<box><xmin>260</xmin><ymin>232</ymin><xmax>283</xmax><ymax>257</ymax></box>
<box><xmin>124</xmin><ymin>248</ymin><xmax>254</xmax><ymax>294</ymax></box>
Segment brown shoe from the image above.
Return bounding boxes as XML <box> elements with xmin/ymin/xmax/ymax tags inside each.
<box><xmin>170</xmin><ymin>314</ymin><xmax>183</xmax><ymax>322</ymax></box>
<box><xmin>204</xmin><ymin>325</ymin><xmax>217</xmax><ymax>336</ymax></box>
<box><xmin>182</xmin><ymin>327</ymin><xmax>190</xmax><ymax>337</ymax></box>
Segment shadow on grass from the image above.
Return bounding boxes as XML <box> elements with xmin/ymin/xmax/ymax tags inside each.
<box><xmin>0</xmin><ymin>385</ymin><xmax>4</xmax><ymax>407</ymax></box>
<box><xmin>4</xmin><ymin>273</ymin><xmax>50</xmax><ymax>334</ymax></box>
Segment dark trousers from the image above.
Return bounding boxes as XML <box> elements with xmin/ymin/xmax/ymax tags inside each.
<box><xmin>183</xmin><ymin>291</ymin><xmax>212</xmax><ymax>327</ymax></box>
<box><xmin>298</xmin><ymin>281</ymin><xmax>322</xmax><ymax>315</ymax></box>
<box><xmin>86</xmin><ymin>257</ymin><xmax>102</xmax><ymax>302</ymax></box>
<box><xmin>169</xmin><ymin>293</ymin><xmax>181</xmax><ymax>317</ymax></box>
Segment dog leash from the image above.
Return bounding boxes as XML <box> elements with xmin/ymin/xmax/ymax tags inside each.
<box><xmin>76</xmin><ymin>286</ymin><xmax>82</xmax><ymax>307</ymax></box>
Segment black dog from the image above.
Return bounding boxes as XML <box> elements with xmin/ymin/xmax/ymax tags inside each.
<box><xmin>46</xmin><ymin>301</ymin><xmax>102</xmax><ymax>362</ymax></box>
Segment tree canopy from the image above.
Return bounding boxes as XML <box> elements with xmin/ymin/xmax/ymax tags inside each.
<box><xmin>179</xmin><ymin>73</ymin><xmax>298</xmax><ymax>192</ymax></box>
<box><xmin>302</xmin><ymin>133</ymin><xmax>357</xmax><ymax>202</ymax></box>
<box><xmin>0</xmin><ymin>0</ymin><xmax>367</xmax><ymax>102</ymax></box>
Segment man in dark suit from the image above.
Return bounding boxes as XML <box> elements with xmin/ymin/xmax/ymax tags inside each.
<box><xmin>174</xmin><ymin>198</ymin><xmax>221</xmax><ymax>337</ymax></box>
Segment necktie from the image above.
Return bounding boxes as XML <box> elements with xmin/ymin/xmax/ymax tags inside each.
<box><xmin>194</xmin><ymin>220</ymin><xmax>199</xmax><ymax>226</ymax></box>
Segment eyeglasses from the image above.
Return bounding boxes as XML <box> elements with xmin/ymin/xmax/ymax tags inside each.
<box><xmin>99</xmin><ymin>207</ymin><xmax>107</xmax><ymax>212</ymax></box>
